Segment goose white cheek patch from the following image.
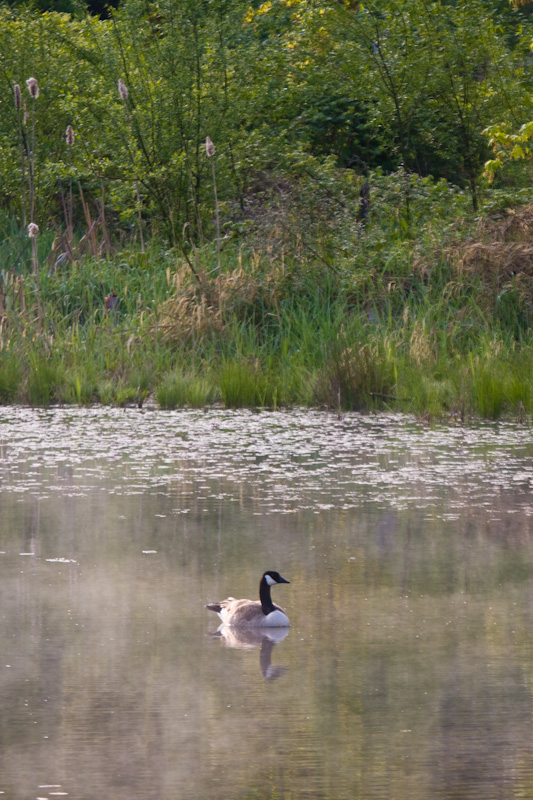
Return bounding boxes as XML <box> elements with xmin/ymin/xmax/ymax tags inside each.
<box><xmin>265</xmin><ymin>574</ymin><xmax>276</xmax><ymax>586</ymax></box>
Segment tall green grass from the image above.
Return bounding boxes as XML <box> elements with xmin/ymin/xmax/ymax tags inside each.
<box><xmin>0</xmin><ymin>178</ymin><xmax>532</xmax><ymax>421</ymax></box>
<box><xmin>156</xmin><ymin>370</ymin><xmax>215</xmax><ymax>409</ymax></box>
<box><xmin>1</xmin><ymin>298</ymin><xmax>531</xmax><ymax>418</ymax></box>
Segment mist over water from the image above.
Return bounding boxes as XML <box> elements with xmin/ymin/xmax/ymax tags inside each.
<box><xmin>0</xmin><ymin>408</ymin><xmax>531</xmax><ymax>799</ymax></box>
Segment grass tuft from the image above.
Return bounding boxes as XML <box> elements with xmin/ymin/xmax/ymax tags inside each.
<box><xmin>0</xmin><ymin>354</ymin><xmax>21</xmax><ymax>403</ymax></box>
<box><xmin>316</xmin><ymin>337</ymin><xmax>397</xmax><ymax>411</ymax></box>
<box><xmin>156</xmin><ymin>370</ymin><xmax>215</xmax><ymax>409</ymax></box>
<box><xmin>27</xmin><ymin>357</ymin><xmax>63</xmax><ymax>407</ymax></box>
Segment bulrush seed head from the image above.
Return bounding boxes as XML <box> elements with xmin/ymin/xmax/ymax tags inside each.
<box><xmin>14</xmin><ymin>83</ymin><xmax>21</xmax><ymax>111</ymax></box>
<box><xmin>26</xmin><ymin>77</ymin><xmax>39</xmax><ymax>99</ymax></box>
<box><xmin>205</xmin><ymin>136</ymin><xmax>216</xmax><ymax>158</ymax></box>
<box><xmin>66</xmin><ymin>125</ymin><xmax>75</xmax><ymax>146</ymax></box>
<box><xmin>28</xmin><ymin>222</ymin><xmax>39</xmax><ymax>238</ymax></box>
<box><xmin>118</xmin><ymin>78</ymin><xmax>128</xmax><ymax>102</ymax></box>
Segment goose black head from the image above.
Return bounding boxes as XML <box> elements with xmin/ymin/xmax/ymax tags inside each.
<box><xmin>263</xmin><ymin>570</ymin><xmax>290</xmax><ymax>586</ymax></box>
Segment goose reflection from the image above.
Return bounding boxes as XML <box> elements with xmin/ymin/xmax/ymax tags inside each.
<box><xmin>211</xmin><ymin>625</ymin><xmax>290</xmax><ymax>681</ymax></box>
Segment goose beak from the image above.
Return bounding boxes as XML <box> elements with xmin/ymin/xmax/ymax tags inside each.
<box><xmin>278</xmin><ymin>576</ymin><xmax>290</xmax><ymax>584</ymax></box>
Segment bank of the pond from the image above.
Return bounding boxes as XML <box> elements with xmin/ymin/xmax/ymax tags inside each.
<box><xmin>1</xmin><ymin>203</ymin><xmax>532</xmax><ymax>420</ymax></box>
<box><xmin>0</xmin><ymin>299</ymin><xmax>531</xmax><ymax>420</ymax></box>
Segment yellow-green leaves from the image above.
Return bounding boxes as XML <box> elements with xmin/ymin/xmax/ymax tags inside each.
<box><xmin>483</xmin><ymin>120</ymin><xmax>533</xmax><ymax>181</ymax></box>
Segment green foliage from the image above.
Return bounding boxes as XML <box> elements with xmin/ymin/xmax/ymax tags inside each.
<box><xmin>0</xmin><ymin>352</ymin><xmax>21</xmax><ymax>403</ymax></box>
<box><xmin>0</xmin><ymin>0</ymin><xmax>532</xmax><ymax>420</ymax></box>
<box><xmin>217</xmin><ymin>360</ymin><xmax>274</xmax><ymax>409</ymax></box>
<box><xmin>331</xmin><ymin>0</ymin><xmax>528</xmax><ymax>207</ymax></box>
<box><xmin>0</xmin><ymin>0</ymin><xmax>529</xmax><ymax>238</ymax></box>
<box><xmin>484</xmin><ymin>120</ymin><xmax>533</xmax><ymax>182</ymax></box>
<box><xmin>0</xmin><ymin>213</ymin><xmax>531</xmax><ymax>420</ymax></box>
<box><xmin>471</xmin><ymin>361</ymin><xmax>507</xmax><ymax>420</ymax></box>
<box><xmin>27</xmin><ymin>353</ymin><xmax>63</xmax><ymax>406</ymax></box>
<box><xmin>400</xmin><ymin>369</ymin><xmax>461</xmax><ymax>418</ymax></box>
<box><xmin>314</xmin><ymin>332</ymin><xmax>397</xmax><ymax>412</ymax></box>
<box><xmin>156</xmin><ymin>370</ymin><xmax>214</xmax><ymax>409</ymax></box>
<box><xmin>469</xmin><ymin>344</ymin><xmax>533</xmax><ymax>418</ymax></box>
<box><xmin>96</xmin><ymin>379</ymin><xmax>117</xmax><ymax>405</ymax></box>
<box><xmin>37</xmin><ymin>248</ymin><xmax>171</xmax><ymax>322</ymax></box>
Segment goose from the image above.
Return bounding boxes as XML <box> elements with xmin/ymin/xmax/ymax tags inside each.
<box><xmin>206</xmin><ymin>570</ymin><xmax>291</xmax><ymax>628</ymax></box>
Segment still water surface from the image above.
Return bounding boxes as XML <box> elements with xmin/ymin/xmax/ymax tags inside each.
<box><xmin>0</xmin><ymin>407</ymin><xmax>532</xmax><ymax>799</ymax></box>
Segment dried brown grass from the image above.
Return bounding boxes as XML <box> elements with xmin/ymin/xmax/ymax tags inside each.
<box><xmin>445</xmin><ymin>206</ymin><xmax>533</xmax><ymax>314</ymax></box>
<box><xmin>452</xmin><ymin>206</ymin><xmax>533</xmax><ymax>282</ymax></box>
<box><xmin>157</xmin><ymin>255</ymin><xmax>282</xmax><ymax>342</ymax></box>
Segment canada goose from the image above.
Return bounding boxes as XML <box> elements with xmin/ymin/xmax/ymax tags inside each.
<box><xmin>206</xmin><ymin>570</ymin><xmax>291</xmax><ymax>628</ymax></box>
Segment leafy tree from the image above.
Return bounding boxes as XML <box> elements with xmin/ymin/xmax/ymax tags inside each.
<box><xmin>331</xmin><ymin>0</ymin><xmax>527</xmax><ymax>207</ymax></box>
<box><xmin>0</xmin><ymin>0</ymin><xmax>530</xmax><ymax>245</ymax></box>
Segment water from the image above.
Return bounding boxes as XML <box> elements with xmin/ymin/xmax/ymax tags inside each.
<box><xmin>0</xmin><ymin>407</ymin><xmax>531</xmax><ymax>800</ymax></box>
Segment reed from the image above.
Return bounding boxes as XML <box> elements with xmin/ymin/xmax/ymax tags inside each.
<box><xmin>13</xmin><ymin>84</ymin><xmax>27</xmax><ymax>229</ymax></box>
<box><xmin>217</xmin><ymin>360</ymin><xmax>266</xmax><ymax>408</ymax></box>
<box><xmin>96</xmin><ymin>380</ymin><xmax>119</xmax><ymax>406</ymax></box>
<box><xmin>63</xmin><ymin>368</ymin><xmax>97</xmax><ymax>406</ymax></box>
<box><xmin>0</xmin><ymin>173</ymin><xmax>531</xmax><ymax>420</ymax></box>
<box><xmin>117</xmin><ymin>78</ymin><xmax>145</xmax><ymax>253</ymax></box>
<box><xmin>27</xmin><ymin>355</ymin><xmax>63</xmax><ymax>407</ymax></box>
<box><xmin>156</xmin><ymin>370</ymin><xmax>215</xmax><ymax>409</ymax></box>
<box><xmin>468</xmin><ymin>343</ymin><xmax>533</xmax><ymax>419</ymax></box>
<box><xmin>205</xmin><ymin>136</ymin><xmax>221</xmax><ymax>306</ymax></box>
<box><xmin>0</xmin><ymin>353</ymin><xmax>21</xmax><ymax>403</ymax></box>
<box><xmin>64</xmin><ymin>124</ymin><xmax>75</xmax><ymax>250</ymax></box>
<box><xmin>25</xmin><ymin>78</ymin><xmax>39</xmax><ymax>228</ymax></box>
<box><xmin>1</xmin><ymin>296</ymin><xmax>530</xmax><ymax>419</ymax></box>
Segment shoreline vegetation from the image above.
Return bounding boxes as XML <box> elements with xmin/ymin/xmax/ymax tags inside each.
<box><xmin>1</xmin><ymin>196</ymin><xmax>532</xmax><ymax>421</ymax></box>
<box><xmin>1</xmin><ymin>1</ymin><xmax>533</xmax><ymax>421</ymax></box>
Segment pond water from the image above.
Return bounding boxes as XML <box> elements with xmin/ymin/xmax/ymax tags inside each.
<box><xmin>0</xmin><ymin>407</ymin><xmax>532</xmax><ymax>800</ymax></box>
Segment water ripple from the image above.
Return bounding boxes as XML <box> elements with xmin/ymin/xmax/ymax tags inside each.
<box><xmin>0</xmin><ymin>408</ymin><xmax>530</xmax><ymax>517</ymax></box>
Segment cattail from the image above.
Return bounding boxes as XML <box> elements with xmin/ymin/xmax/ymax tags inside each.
<box><xmin>26</xmin><ymin>77</ymin><xmax>39</xmax><ymax>99</ymax></box>
<box><xmin>66</xmin><ymin>125</ymin><xmax>75</xmax><ymax>146</ymax></box>
<box><xmin>206</xmin><ymin>134</ymin><xmax>221</xmax><ymax>297</ymax></box>
<box><xmin>205</xmin><ymin>136</ymin><xmax>216</xmax><ymax>158</ymax></box>
<box><xmin>28</xmin><ymin>222</ymin><xmax>39</xmax><ymax>238</ymax></box>
<box><xmin>118</xmin><ymin>78</ymin><xmax>128</xmax><ymax>103</ymax></box>
<box><xmin>14</xmin><ymin>83</ymin><xmax>21</xmax><ymax>111</ymax></box>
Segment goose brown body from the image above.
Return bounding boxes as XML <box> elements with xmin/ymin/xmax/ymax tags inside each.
<box><xmin>206</xmin><ymin>571</ymin><xmax>291</xmax><ymax>628</ymax></box>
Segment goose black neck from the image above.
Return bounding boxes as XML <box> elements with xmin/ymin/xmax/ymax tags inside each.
<box><xmin>259</xmin><ymin>575</ymin><xmax>276</xmax><ymax>615</ymax></box>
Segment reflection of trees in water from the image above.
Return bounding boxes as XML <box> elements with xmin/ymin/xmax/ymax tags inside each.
<box><xmin>358</xmin><ymin>504</ymin><xmax>533</xmax><ymax>598</ymax></box>
<box><xmin>430</xmin><ymin>652</ymin><xmax>533</xmax><ymax>798</ymax></box>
